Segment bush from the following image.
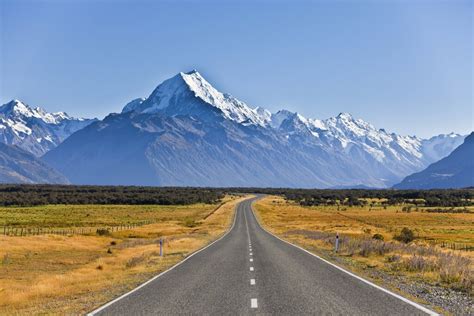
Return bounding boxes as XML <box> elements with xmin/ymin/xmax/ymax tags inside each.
<box><xmin>394</xmin><ymin>227</ymin><xmax>415</xmax><ymax>243</ymax></box>
<box><xmin>372</xmin><ymin>233</ymin><xmax>384</xmax><ymax>241</ymax></box>
<box><xmin>386</xmin><ymin>254</ymin><xmax>401</xmax><ymax>263</ymax></box>
<box><xmin>402</xmin><ymin>255</ymin><xmax>437</xmax><ymax>272</ymax></box>
<box><xmin>183</xmin><ymin>218</ymin><xmax>197</xmax><ymax>228</ymax></box>
<box><xmin>125</xmin><ymin>254</ymin><xmax>147</xmax><ymax>268</ymax></box>
<box><xmin>96</xmin><ymin>228</ymin><xmax>110</xmax><ymax>236</ymax></box>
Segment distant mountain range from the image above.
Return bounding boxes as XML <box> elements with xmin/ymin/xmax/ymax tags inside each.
<box><xmin>39</xmin><ymin>70</ymin><xmax>465</xmax><ymax>188</ymax></box>
<box><xmin>0</xmin><ymin>142</ymin><xmax>68</xmax><ymax>184</ymax></box>
<box><xmin>394</xmin><ymin>132</ymin><xmax>474</xmax><ymax>189</ymax></box>
<box><xmin>0</xmin><ymin>99</ymin><xmax>97</xmax><ymax>156</ymax></box>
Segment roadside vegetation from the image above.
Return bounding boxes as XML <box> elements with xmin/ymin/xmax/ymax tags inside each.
<box><xmin>0</xmin><ymin>194</ymin><xmax>246</xmax><ymax>314</ymax></box>
<box><xmin>0</xmin><ymin>184</ymin><xmax>225</xmax><ymax>206</ymax></box>
<box><xmin>254</xmin><ymin>196</ymin><xmax>473</xmax><ymax>314</ymax></box>
<box><xmin>2</xmin><ymin>185</ymin><xmax>472</xmax><ymax>208</ymax></box>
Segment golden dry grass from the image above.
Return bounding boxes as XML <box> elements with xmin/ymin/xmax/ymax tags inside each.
<box><xmin>254</xmin><ymin>196</ymin><xmax>474</xmax><ymax>294</ymax></box>
<box><xmin>0</xmin><ymin>194</ymin><xmax>249</xmax><ymax>315</ymax></box>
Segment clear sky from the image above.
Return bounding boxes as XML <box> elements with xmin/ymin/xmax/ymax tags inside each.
<box><xmin>1</xmin><ymin>0</ymin><xmax>472</xmax><ymax>138</ymax></box>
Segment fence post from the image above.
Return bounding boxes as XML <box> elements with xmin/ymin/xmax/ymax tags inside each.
<box><xmin>159</xmin><ymin>238</ymin><xmax>163</xmax><ymax>256</ymax></box>
<box><xmin>335</xmin><ymin>233</ymin><xmax>339</xmax><ymax>253</ymax></box>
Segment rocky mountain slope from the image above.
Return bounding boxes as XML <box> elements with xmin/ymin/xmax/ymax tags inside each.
<box><xmin>0</xmin><ymin>99</ymin><xmax>97</xmax><ymax>156</ymax></box>
<box><xmin>43</xmin><ymin>70</ymin><xmax>464</xmax><ymax>187</ymax></box>
<box><xmin>394</xmin><ymin>132</ymin><xmax>474</xmax><ymax>189</ymax></box>
<box><xmin>0</xmin><ymin>142</ymin><xmax>68</xmax><ymax>184</ymax></box>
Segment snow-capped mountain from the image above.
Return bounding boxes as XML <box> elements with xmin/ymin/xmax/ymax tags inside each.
<box><xmin>43</xmin><ymin>70</ymin><xmax>464</xmax><ymax>187</ymax></box>
<box><xmin>122</xmin><ymin>70</ymin><xmax>270</xmax><ymax>126</ymax></box>
<box><xmin>395</xmin><ymin>132</ymin><xmax>474</xmax><ymax>189</ymax></box>
<box><xmin>0</xmin><ymin>99</ymin><xmax>97</xmax><ymax>156</ymax></box>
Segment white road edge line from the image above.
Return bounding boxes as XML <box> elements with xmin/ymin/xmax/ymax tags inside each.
<box><xmin>249</xmin><ymin>198</ymin><xmax>439</xmax><ymax>316</ymax></box>
<box><xmin>250</xmin><ymin>279</ymin><xmax>256</xmax><ymax>285</ymax></box>
<box><xmin>87</xmin><ymin>197</ymin><xmax>246</xmax><ymax>316</ymax></box>
<box><xmin>251</xmin><ymin>298</ymin><xmax>258</xmax><ymax>308</ymax></box>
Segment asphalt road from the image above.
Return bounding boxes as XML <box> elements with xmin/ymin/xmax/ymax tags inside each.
<box><xmin>91</xmin><ymin>196</ymin><xmax>435</xmax><ymax>315</ymax></box>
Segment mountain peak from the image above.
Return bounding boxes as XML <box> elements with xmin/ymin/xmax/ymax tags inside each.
<box><xmin>126</xmin><ymin>70</ymin><xmax>268</xmax><ymax>126</ymax></box>
<box><xmin>336</xmin><ymin>112</ymin><xmax>353</xmax><ymax>120</ymax></box>
<box><xmin>1</xmin><ymin>99</ymin><xmax>39</xmax><ymax>118</ymax></box>
<box><xmin>182</xmin><ymin>69</ymin><xmax>199</xmax><ymax>75</ymax></box>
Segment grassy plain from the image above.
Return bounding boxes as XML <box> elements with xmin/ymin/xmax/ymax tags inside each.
<box><xmin>0</xmin><ymin>195</ymin><xmax>247</xmax><ymax>315</ymax></box>
<box><xmin>254</xmin><ymin>196</ymin><xmax>473</xmax><ymax>295</ymax></box>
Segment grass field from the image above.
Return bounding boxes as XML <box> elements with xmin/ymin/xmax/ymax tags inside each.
<box><xmin>0</xmin><ymin>194</ymin><xmax>247</xmax><ymax>314</ymax></box>
<box><xmin>254</xmin><ymin>196</ymin><xmax>473</xmax><ymax>295</ymax></box>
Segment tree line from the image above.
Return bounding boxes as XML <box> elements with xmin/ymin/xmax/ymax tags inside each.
<box><xmin>229</xmin><ymin>187</ymin><xmax>474</xmax><ymax>207</ymax></box>
<box><xmin>0</xmin><ymin>185</ymin><xmax>472</xmax><ymax>207</ymax></box>
<box><xmin>0</xmin><ymin>185</ymin><xmax>225</xmax><ymax>206</ymax></box>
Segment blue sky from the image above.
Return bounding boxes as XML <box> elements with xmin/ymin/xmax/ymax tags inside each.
<box><xmin>1</xmin><ymin>0</ymin><xmax>472</xmax><ymax>138</ymax></box>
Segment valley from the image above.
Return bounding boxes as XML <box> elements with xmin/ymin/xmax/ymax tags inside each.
<box><xmin>0</xmin><ymin>187</ymin><xmax>472</xmax><ymax>315</ymax></box>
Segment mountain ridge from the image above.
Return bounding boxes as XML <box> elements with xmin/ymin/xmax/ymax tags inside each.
<box><xmin>43</xmin><ymin>70</ymin><xmax>465</xmax><ymax>188</ymax></box>
<box><xmin>394</xmin><ymin>132</ymin><xmax>474</xmax><ymax>189</ymax></box>
<box><xmin>0</xmin><ymin>142</ymin><xmax>68</xmax><ymax>184</ymax></box>
<box><xmin>0</xmin><ymin>99</ymin><xmax>97</xmax><ymax>156</ymax></box>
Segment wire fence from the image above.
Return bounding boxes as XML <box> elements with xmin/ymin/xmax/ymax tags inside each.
<box><xmin>2</xmin><ymin>220</ymin><xmax>154</xmax><ymax>237</ymax></box>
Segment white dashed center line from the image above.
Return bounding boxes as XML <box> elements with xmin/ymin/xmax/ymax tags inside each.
<box><xmin>250</xmin><ymin>267</ymin><xmax>254</xmax><ymax>271</ymax></box>
<box><xmin>250</xmin><ymin>258</ymin><xmax>253</xmax><ymax>262</ymax></box>
<box><xmin>250</xmin><ymin>279</ymin><xmax>256</xmax><ymax>285</ymax></box>
<box><xmin>251</xmin><ymin>298</ymin><xmax>258</xmax><ymax>308</ymax></box>
<box><xmin>249</xmin><ymin>252</ymin><xmax>253</xmax><ymax>256</ymax></box>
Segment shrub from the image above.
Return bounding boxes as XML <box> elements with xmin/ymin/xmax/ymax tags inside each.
<box><xmin>394</xmin><ymin>227</ymin><xmax>415</xmax><ymax>243</ymax></box>
<box><xmin>96</xmin><ymin>228</ymin><xmax>110</xmax><ymax>236</ymax></box>
<box><xmin>2</xmin><ymin>253</ymin><xmax>11</xmax><ymax>265</ymax></box>
<box><xmin>437</xmin><ymin>253</ymin><xmax>472</xmax><ymax>292</ymax></box>
<box><xmin>372</xmin><ymin>233</ymin><xmax>384</xmax><ymax>241</ymax></box>
<box><xmin>386</xmin><ymin>254</ymin><xmax>401</xmax><ymax>263</ymax></box>
<box><xmin>183</xmin><ymin>218</ymin><xmax>197</xmax><ymax>228</ymax></box>
<box><xmin>402</xmin><ymin>255</ymin><xmax>437</xmax><ymax>272</ymax></box>
<box><xmin>125</xmin><ymin>254</ymin><xmax>147</xmax><ymax>268</ymax></box>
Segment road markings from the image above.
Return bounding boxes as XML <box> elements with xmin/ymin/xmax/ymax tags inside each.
<box><xmin>250</xmin><ymin>258</ymin><xmax>253</xmax><ymax>262</ymax></box>
<box><xmin>251</xmin><ymin>298</ymin><xmax>258</xmax><ymax>308</ymax></box>
<box><xmin>250</xmin><ymin>267</ymin><xmax>254</xmax><ymax>271</ymax></box>
<box><xmin>249</xmin><ymin>252</ymin><xmax>253</xmax><ymax>256</ymax></box>
<box><xmin>248</xmin><ymin>199</ymin><xmax>439</xmax><ymax>316</ymax></box>
<box><xmin>250</xmin><ymin>279</ymin><xmax>256</xmax><ymax>285</ymax></box>
<box><xmin>87</xmin><ymin>196</ymin><xmax>245</xmax><ymax>316</ymax></box>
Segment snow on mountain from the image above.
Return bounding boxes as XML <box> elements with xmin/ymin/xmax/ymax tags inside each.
<box><xmin>395</xmin><ymin>132</ymin><xmax>474</xmax><ymax>189</ymax></box>
<box><xmin>43</xmin><ymin>69</ymin><xmax>463</xmax><ymax>188</ymax></box>
<box><xmin>262</xmin><ymin>109</ymin><xmax>463</xmax><ymax>168</ymax></box>
<box><xmin>122</xmin><ymin>70</ymin><xmax>462</xmax><ymax>172</ymax></box>
<box><xmin>421</xmin><ymin>133</ymin><xmax>465</xmax><ymax>163</ymax></box>
<box><xmin>125</xmin><ymin>70</ymin><xmax>270</xmax><ymax>126</ymax></box>
<box><xmin>0</xmin><ymin>99</ymin><xmax>97</xmax><ymax>156</ymax></box>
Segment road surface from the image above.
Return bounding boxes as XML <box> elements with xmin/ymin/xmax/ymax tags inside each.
<box><xmin>91</xmin><ymin>196</ymin><xmax>434</xmax><ymax>315</ymax></box>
